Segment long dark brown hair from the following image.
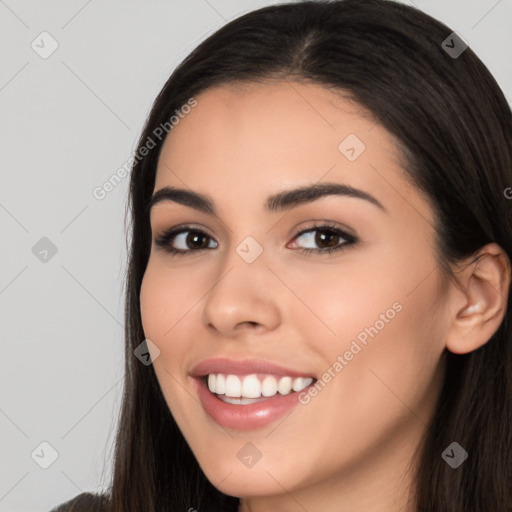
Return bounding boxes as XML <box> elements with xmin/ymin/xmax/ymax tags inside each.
<box><xmin>78</xmin><ymin>0</ymin><xmax>512</xmax><ymax>510</ymax></box>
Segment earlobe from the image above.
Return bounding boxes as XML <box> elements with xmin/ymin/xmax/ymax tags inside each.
<box><xmin>445</xmin><ymin>243</ymin><xmax>511</xmax><ymax>355</ymax></box>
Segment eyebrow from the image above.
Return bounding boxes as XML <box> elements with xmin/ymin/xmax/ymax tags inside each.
<box><xmin>147</xmin><ymin>182</ymin><xmax>387</xmax><ymax>215</ymax></box>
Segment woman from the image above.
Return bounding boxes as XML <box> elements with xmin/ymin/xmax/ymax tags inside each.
<box><xmin>51</xmin><ymin>0</ymin><xmax>512</xmax><ymax>510</ymax></box>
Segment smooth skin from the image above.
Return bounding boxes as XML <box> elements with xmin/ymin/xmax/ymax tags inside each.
<box><xmin>139</xmin><ymin>80</ymin><xmax>510</xmax><ymax>512</ymax></box>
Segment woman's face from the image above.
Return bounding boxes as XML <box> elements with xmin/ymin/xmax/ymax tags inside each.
<box><xmin>140</xmin><ymin>81</ymin><xmax>450</xmax><ymax>505</ymax></box>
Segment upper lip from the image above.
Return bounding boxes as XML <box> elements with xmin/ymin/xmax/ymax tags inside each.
<box><xmin>190</xmin><ymin>357</ymin><xmax>316</xmax><ymax>379</ymax></box>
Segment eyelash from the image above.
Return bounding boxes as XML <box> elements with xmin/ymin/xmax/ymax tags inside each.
<box><xmin>154</xmin><ymin>222</ymin><xmax>358</xmax><ymax>257</ymax></box>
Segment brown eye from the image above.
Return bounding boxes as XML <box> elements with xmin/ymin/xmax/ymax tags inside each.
<box><xmin>315</xmin><ymin>230</ymin><xmax>342</xmax><ymax>249</ymax></box>
<box><xmin>184</xmin><ymin>231</ymin><xmax>211</xmax><ymax>249</ymax></box>
<box><xmin>290</xmin><ymin>224</ymin><xmax>357</xmax><ymax>255</ymax></box>
<box><xmin>155</xmin><ymin>227</ymin><xmax>218</xmax><ymax>255</ymax></box>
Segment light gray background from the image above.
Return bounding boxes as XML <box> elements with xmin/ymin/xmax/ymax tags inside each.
<box><xmin>0</xmin><ymin>1</ymin><xmax>511</xmax><ymax>511</ymax></box>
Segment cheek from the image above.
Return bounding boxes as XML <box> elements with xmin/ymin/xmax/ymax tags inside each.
<box><xmin>292</xmin><ymin>240</ymin><xmax>445</xmax><ymax>417</ymax></box>
<box><xmin>139</xmin><ymin>263</ymin><xmax>194</xmax><ymax>399</ymax></box>
<box><xmin>285</xmin><ymin>276</ymin><xmax>445</xmax><ymax>479</ymax></box>
<box><xmin>139</xmin><ymin>264</ymin><xmax>199</xmax><ymax>423</ymax></box>
<box><xmin>139</xmin><ymin>260</ymin><xmax>201</xmax><ymax>342</ymax></box>
<box><xmin>277</xmin><ymin>253</ymin><xmax>404</xmax><ymax>348</ymax></box>
<box><xmin>329</xmin><ymin>269</ymin><xmax>445</xmax><ymax>426</ymax></box>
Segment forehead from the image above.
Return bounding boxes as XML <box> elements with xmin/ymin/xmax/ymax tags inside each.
<box><xmin>154</xmin><ymin>80</ymin><xmax>432</xmax><ymax>225</ymax></box>
<box><xmin>159</xmin><ymin>80</ymin><xmax>382</xmax><ymax>165</ymax></box>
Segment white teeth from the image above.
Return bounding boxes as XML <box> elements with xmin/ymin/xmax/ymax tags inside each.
<box><xmin>221</xmin><ymin>395</ymin><xmax>269</xmax><ymax>405</ymax></box>
<box><xmin>292</xmin><ymin>377</ymin><xmax>308</xmax><ymax>392</ymax></box>
<box><xmin>225</xmin><ymin>375</ymin><xmax>242</xmax><ymax>397</ymax></box>
<box><xmin>277</xmin><ymin>376</ymin><xmax>293</xmax><ymax>395</ymax></box>
<box><xmin>207</xmin><ymin>374</ymin><xmax>216</xmax><ymax>392</ymax></box>
<box><xmin>241</xmin><ymin>374</ymin><xmax>261</xmax><ymax>398</ymax></box>
<box><xmin>216</xmin><ymin>374</ymin><xmax>226</xmax><ymax>394</ymax></box>
<box><xmin>206</xmin><ymin>373</ymin><xmax>314</xmax><ymax>399</ymax></box>
<box><xmin>261</xmin><ymin>375</ymin><xmax>278</xmax><ymax>397</ymax></box>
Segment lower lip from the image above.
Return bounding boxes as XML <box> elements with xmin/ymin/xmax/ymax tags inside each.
<box><xmin>194</xmin><ymin>377</ymin><xmax>314</xmax><ymax>430</ymax></box>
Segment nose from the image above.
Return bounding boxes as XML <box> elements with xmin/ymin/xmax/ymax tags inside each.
<box><xmin>201</xmin><ymin>245</ymin><xmax>281</xmax><ymax>338</ymax></box>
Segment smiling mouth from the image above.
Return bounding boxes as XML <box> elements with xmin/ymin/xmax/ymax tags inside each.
<box><xmin>204</xmin><ymin>373</ymin><xmax>316</xmax><ymax>405</ymax></box>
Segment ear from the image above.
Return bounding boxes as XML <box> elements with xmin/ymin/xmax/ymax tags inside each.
<box><xmin>445</xmin><ymin>243</ymin><xmax>511</xmax><ymax>355</ymax></box>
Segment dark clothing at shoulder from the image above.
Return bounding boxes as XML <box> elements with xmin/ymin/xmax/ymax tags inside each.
<box><xmin>49</xmin><ymin>492</ymin><xmax>109</xmax><ymax>512</ymax></box>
